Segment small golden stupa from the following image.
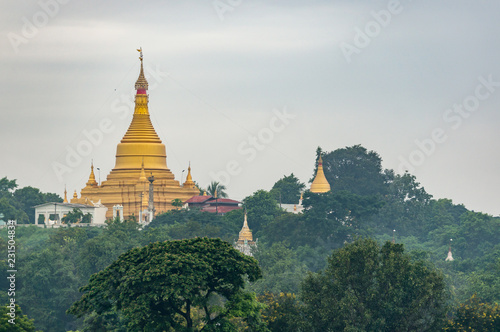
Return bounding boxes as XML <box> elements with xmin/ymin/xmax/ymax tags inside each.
<box><xmin>183</xmin><ymin>162</ymin><xmax>196</xmax><ymax>189</ymax></box>
<box><xmin>71</xmin><ymin>49</ymin><xmax>199</xmax><ymax>219</ymax></box>
<box><xmin>235</xmin><ymin>212</ymin><xmax>256</xmax><ymax>256</ymax></box>
<box><xmin>310</xmin><ymin>155</ymin><xmax>331</xmax><ymax>193</ymax></box>
<box><xmin>237</xmin><ymin>212</ymin><xmax>254</xmax><ymax>245</ymax></box>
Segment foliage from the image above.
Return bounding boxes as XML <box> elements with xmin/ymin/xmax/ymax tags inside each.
<box><xmin>0</xmin><ymin>177</ymin><xmax>18</xmax><ymax>196</ymax></box>
<box><xmin>14</xmin><ymin>186</ymin><xmax>60</xmax><ymax>224</ymax></box>
<box><xmin>0</xmin><ymin>304</ymin><xmax>37</xmax><ymax>331</ymax></box>
<box><xmin>301</xmin><ymin>238</ymin><xmax>448</xmax><ymax>331</ymax></box>
<box><xmin>258</xmin><ymin>292</ymin><xmax>306</xmax><ymax>332</ymax></box>
<box><xmin>62</xmin><ymin>208</ymin><xmax>84</xmax><ymax>224</ymax></box>
<box><xmin>444</xmin><ymin>294</ymin><xmax>500</xmax><ymax>331</ymax></box>
<box><xmin>171</xmin><ymin>198</ymin><xmax>184</xmax><ymax>208</ymax></box>
<box><xmin>0</xmin><ymin>177</ymin><xmax>62</xmax><ymax>223</ymax></box>
<box><xmin>147</xmin><ymin>209</ymin><xmax>239</xmax><ymax>243</ymax></box>
<box><xmin>250</xmin><ymin>242</ymin><xmax>308</xmax><ymax>295</ymax></box>
<box><xmin>68</xmin><ymin>238</ymin><xmax>263</xmax><ymax>331</ymax></box>
<box><xmin>319</xmin><ymin>145</ymin><xmax>388</xmax><ymax>196</ymax></box>
<box><xmin>270</xmin><ymin>173</ymin><xmax>305</xmax><ymax>204</ymax></box>
<box><xmin>264</xmin><ymin>190</ymin><xmax>382</xmax><ymax>249</ymax></box>
<box><xmin>207</xmin><ymin>181</ymin><xmax>228</xmax><ymax>198</ymax></box>
<box><xmin>243</xmin><ymin>190</ymin><xmax>281</xmax><ymax>237</ymax></box>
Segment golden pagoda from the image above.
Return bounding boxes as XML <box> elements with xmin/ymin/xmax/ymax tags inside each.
<box><xmin>71</xmin><ymin>49</ymin><xmax>199</xmax><ymax>219</ymax></box>
<box><xmin>310</xmin><ymin>155</ymin><xmax>331</xmax><ymax>193</ymax></box>
<box><xmin>183</xmin><ymin>162</ymin><xmax>196</xmax><ymax>189</ymax></box>
<box><xmin>237</xmin><ymin>212</ymin><xmax>254</xmax><ymax>244</ymax></box>
<box><xmin>235</xmin><ymin>212</ymin><xmax>256</xmax><ymax>256</ymax></box>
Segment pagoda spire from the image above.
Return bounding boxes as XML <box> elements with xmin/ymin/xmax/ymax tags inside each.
<box><xmin>310</xmin><ymin>154</ymin><xmax>331</xmax><ymax>193</ymax></box>
<box><xmin>183</xmin><ymin>162</ymin><xmax>196</xmax><ymax>189</ymax></box>
<box><xmin>63</xmin><ymin>186</ymin><xmax>68</xmax><ymax>203</ymax></box>
<box><xmin>134</xmin><ymin>47</ymin><xmax>149</xmax><ymax>115</ymax></box>
<box><xmin>86</xmin><ymin>161</ymin><xmax>98</xmax><ymax>187</ymax></box>
<box><xmin>111</xmin><ymin>48</ymin><xmax>166</xmax><ymax>172</ymax></box>
<box><xmin>445</xmin><ymin>239</ymin><xmax>454</xmax><ymax>261</ymax></box>
<box><xmin>238</xmin><ymin>211</ymin><xmax>253</xmax><ymax>243</ymax></box>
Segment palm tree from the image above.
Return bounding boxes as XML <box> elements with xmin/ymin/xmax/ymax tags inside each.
<box><xmin>206</xmin><ymin>181</ymin><xmax>228</xmax><ymax>198</ymax></box>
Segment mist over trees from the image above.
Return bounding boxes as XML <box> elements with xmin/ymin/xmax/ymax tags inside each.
<box><xmin>1</xmin><ymin>145</ymin><xmax>499</xmax><ymax>331</ymax></box>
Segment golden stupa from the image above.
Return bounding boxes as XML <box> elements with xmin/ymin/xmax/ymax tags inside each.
<box><xmin>310</xmin><ymin>155</ymin><xmax>331</xmax><ymax>193</ymax></box>
<box><xmin>237</xmin><ymin>212</ymin><xmax>254</xmax><ymax>244</ymax></box>
<box><xmin>71</xmin><ymin>49</ymin><xmax>199</xmax><ymax>219</ymax></box>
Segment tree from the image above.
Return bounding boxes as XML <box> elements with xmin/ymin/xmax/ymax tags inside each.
<box><xmin>68</xmin><ymin>237</ymin><xmax>264</xmax><ymax>331</ymax></box>
<box><xmin>13</xmin><ymin>186</ymin><xmax>46</xmax><ymax>224</ymax></box>
<box><xmin>13</xmin><ymin>186</ymin><xmax>63</xmax><ymax>224</ymax></box>
<box><xmin>374</xmin><ymin>171</ymin><xmax>436</xmax><ymax>237</ymax></box>
<box><xmin>207</xmin><ymin>181</ymin><xmax>228</xmax><ymax>198</ymax></box>
<box><xmin>445</xmin><ymin>294</ymin><xmax>500</xmax><ymax>331</ymax></box>
<box><xmin>258</xmin><ymin>292</ymin><xmax>306</xmax><ymax>332</ymax></box>
<box><xmin>0</xmin><ymin>304</ymin><xmax>36</xmax><ymax>331</ymax></box>
<box><xmin>319</xmin><ymin>145</ymin><xmax>388</xmax><ymax>196</ymax></box>
<box><xmin>243</xmin><ymin>190</ymin><xmax>281</xmax><ymax>237</ymax></box>
<box><xmin>62</xmin><ymin>208</ymin><xmax>84</xmax><ymax>224</ymax></box>
<box><xmin>171</xmin><ymin>198</ymin><xmax>184</xmax><ymax>208</ymax></box>
<box><xmin>301</xmin><ymin>238</ymin><xmax>448</xmax><ymax>331</ymax></box>
<box><xmin>250</xmin><ymin>242</ymin><xmax>308</xmax><ymax>295</ymax></box>
<box><xmin>270</xmin><ymin>173</ymin><xmax>305</xmax><ymax>204</ymax></box>
<box><xmin>0</xmin><ymin>197</ymin><xmax>28</xmax><ymax>223</ymax></box>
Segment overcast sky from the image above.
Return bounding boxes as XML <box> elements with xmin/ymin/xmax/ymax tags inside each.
<box><xmin>1</xmin><ymin>0</ymin><xmax>499</xmax><ymax>216</ymax></box>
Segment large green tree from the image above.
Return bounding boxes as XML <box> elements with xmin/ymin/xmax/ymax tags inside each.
<box><xmin>270</xmin><ymin>173</ymin><xmax>305</xmax><ymax>205</ymax></box>
<box><xmin>13</xmin><ymin>186</ymin><xmax>63</xmax><ymax>224</ymax></box>
<box><xmin>243</xmin><ymin>190</ymin><xmax>281</xmax><ymax>237</ymax></box>
<box><xmin>301</xmin><ymin>238</ymin><xmax>448</xmax><ymax>331</ymax></box>
<box><xmin>68</xmin><ymin>237</ymin><xmax>264</xmax><ymax>331</ymax></box>
<box><xmin>319</xmin><ymin>145</ymin><xmax>389</xmax><ymax>196</ymax></box>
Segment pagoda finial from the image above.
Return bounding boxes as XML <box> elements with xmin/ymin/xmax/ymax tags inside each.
<box><xmin>137</xmin><ymin>47</ymin><xmax>143</xmax><ymax>62</ymax></box>
<box><xmin>73</xmin><ymin>190</ymin><xmax>78</xmax><ymax>199</ymax></box>
<box><xmin>86</xmin><ymin>160</ymin><xmax>98</xmax><ymax>187</ymax></box>
<box><xmin>135</xmin><ymin>47</ymin><xmax>148</xmax><ymax>91</ymax></box>
<box><xmin>183</xmin><ymin>161</ymin><xmax>196</xmax><ymax>189</ymax></box>
<box><xmin>63</xmin><ymin>185</ymin><xmax>68</xmax><ymax>203</ymax></box>
<box><xmin>446</xmin><ymin>239</ymin><xmax>454</xmax><ymax>261</ymax></box>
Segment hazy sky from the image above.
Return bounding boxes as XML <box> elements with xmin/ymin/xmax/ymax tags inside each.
<box><xmin>1</xmin><ymin>0</ymin><xmax>499</xmax><ymax>216</ymax></box>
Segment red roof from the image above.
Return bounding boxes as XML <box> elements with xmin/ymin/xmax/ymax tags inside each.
<box><xmin>185</xmin><ymin>195</ymin><xmax>213</xmax><ymax>204</ymax></box>
<box><xmin>207</xmin><ymin>198</ymin><xmax>240</xmax><ymax>205</ymax></box>
<box><xmin>201</xmin><ymin>205</ymin><xmax>242</xmax><ymax>214</ymax></box>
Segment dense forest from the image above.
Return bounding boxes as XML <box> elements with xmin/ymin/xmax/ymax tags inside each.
<box><xmin>1</xmin><ymin>145</ymin><xmax>499</xmax><ymax>331</ymax></box>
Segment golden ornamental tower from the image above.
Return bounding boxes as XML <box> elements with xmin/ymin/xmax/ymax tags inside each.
<box><xmin>183</xmin><ymin>163</ymin><xmax>196</xmax><ymax>189</ymax></box>
<box><xmin>235</xmin><ymin>212</ymin><xmax>256</xmax><ymax>256</ymax></box>
<box><xmin>85</xmin><ymin>161</ymin><xmax>98</xmax><ymax>188</ymax></box>
<box><xmin>72</xmin><ymin>49</ymin><xmax>199</xmax><ymax>219</ymax></box>
<box><xmin>238</xmin><ymin>212</ymin><xmax>254</xmax><ymax>244</ymax></box>
<box><xmin>310</xmin><ymin>155</ymin><xmax>331</xmax><ymax>193</ymax></box>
